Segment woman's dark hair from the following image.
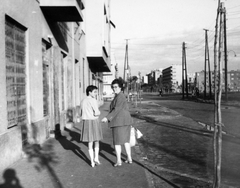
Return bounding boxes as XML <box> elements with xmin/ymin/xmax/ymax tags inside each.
<box><xmin>111</xmin><ymin>79</ymin><xmax>124</xmax><ymax>91</ymax></box>
<box><xmin>86</xmin><ymin>85</ymin><xmax>98</xmax><ymax>96</ymax></box>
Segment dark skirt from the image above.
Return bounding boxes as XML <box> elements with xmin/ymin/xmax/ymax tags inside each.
<box><xmin>112</xmin><ymin>125</ymin><xmax>131</xmax><ymax>145</ymax></box>
<box><xmin>80</xmin><ymin>119</ymin><xmax>103</xmax><ymax>142</ymax></box>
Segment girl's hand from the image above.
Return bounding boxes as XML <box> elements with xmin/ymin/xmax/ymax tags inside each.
<box><xmin>101</xmin><ymin>117</ymin><xmax>108</xmax><ymax>123</ymax></box>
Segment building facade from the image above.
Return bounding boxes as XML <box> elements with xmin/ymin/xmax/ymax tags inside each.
<box><xmin>228</xmin><ymin>70</ymin><xmax>240</xmax><ymax>92</ymax></box>
<box><xmin>195</xmin><ymin>71</ymin><xmax>214</xmax><ymax>93</ymax></box>
<box><xmin>0</xmin><ymin>0</ymin><xmax>112</xmax><ymax>171</ymax></box>
<box><xmin>194</xmin><ymin>70</ymin><xmax>236</xmax><ymax>94</ymax></box>
<box><xmin>162</xmin><ymin>65</ymin><xmax>182</xmax><ymax>93</ymax></box>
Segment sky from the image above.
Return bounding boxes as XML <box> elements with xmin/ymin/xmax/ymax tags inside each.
<box><xmin>110</xmin><ymin>0</ymin><xmax>240</xmax><ymax>78</ymax></box>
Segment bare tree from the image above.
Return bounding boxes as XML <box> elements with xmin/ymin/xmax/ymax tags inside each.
<box><xmin>213</xmin><ymin>1</ymin><xmax>225</xmax><ymax>187</ymax></box>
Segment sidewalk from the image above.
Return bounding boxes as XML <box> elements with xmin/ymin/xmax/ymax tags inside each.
<box><xmin>0</xmin><ymin>102</ymin><xmax>152</xmax><ymax>188</ymax></box>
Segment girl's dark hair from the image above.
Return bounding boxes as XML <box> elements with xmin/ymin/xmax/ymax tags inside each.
<box><xmin>111</xmin><ymin>79</ymin><xmax>124</xmax><ymax>90</ymax></box>
<box><xmin>86</xmin><ymin>85</ymin><xmax>98</xmax><ymax>96</ymax></box>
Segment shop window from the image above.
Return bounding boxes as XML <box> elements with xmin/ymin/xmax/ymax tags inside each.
<box><xmin>5</xmin><ymin>16</ymin><xmax>26</xmax><ymax>128</ymax></box>
<box><xmin>42</xmin><ymin>42</ymin><xmax>50</xmax><ymax>116</ymax></box>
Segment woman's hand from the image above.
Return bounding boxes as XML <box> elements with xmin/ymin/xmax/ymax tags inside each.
<box><xmin>101</xmin><ymin>117</ymin><xmax>108</xmax><ymax>123</ymax></box>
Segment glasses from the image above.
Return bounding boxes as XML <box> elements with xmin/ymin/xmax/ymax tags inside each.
<box><xmin>112</xmin><ymin>86</ymin><xmax>119</xmax><ymax>89</ymax></box>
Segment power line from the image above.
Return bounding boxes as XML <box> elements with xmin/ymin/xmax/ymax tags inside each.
<box><xmin>227</xmin><ymin>4</ymin><xmax>240</xmax><ymax>10</ymax></box>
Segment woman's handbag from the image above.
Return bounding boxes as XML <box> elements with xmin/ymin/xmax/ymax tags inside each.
<box><xmin>76</xmin><ymin>116</ymin><xmax>81</xmax><ymax>123</ymax></box>
<box><xmin>130</xmin><ymin>126</ymin><xmax>143</xmax><ymax>147</ymax></box>
<box><xmin>135</xmin><ymin>128</ymin><xmax>143</xmax><ymax>139</ymax></box>
<box><xmin>130</xmin><ymin>127</ymin><xmax>136</xmax><ymax>147</ymax></box>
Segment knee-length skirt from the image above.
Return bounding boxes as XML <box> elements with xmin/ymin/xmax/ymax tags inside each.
<box><xmin>80</xmin><ymin>119</ymin><xmax>103</xmax><ymax>142</ymax></box>
<box><xmin>112</xmin><ymin>125</ymin><xmax>131</xmax><ymax>145</ymax></box>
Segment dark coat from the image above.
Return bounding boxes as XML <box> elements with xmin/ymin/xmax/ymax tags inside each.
<box><xmin>106</xmin><ymin>92</ymin><xmax>133</xmax><ymax>128</ymax></box>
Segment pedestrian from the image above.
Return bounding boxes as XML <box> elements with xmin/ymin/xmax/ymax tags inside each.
<box><xmin>158</xmin><ymin>88</ymin><xmax>162</xmax><ymax>97</ymax></box>
<box><xmin>80</xmin><ymin>85</ymin><xmax>103</xmax><ymax>167</ymax></box>
<box><xmin>195</xmin><ymin>87</ymin><xmax>199</xmax><ymax>97</ymax></box>
<box><xmin>101</xmin><ymin>79</ymin><xmax>133</xmax><ymax>167</ymax></box>
<box><xmin>191</xmin><ymin>88</ymin><xmax>196</xmax><ymax>98</ymax></box>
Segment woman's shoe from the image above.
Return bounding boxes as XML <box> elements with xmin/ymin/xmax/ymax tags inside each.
<box><xmin>125</xmin><ymin>160</ymin><xmax>132</xmax><ymax>164</ymax></box>
<box><xmin>114</xmin><ymin>162</ymin><xmax>122</xmax><ymax>167</ymax></box>
<box><xmin>91</xmin><ymin>162</ymin><xmax>95</xmax><ymax>168</ymax></box>
<box><xmin>94</xmin><ymin>160</ymin><xmax>101</xmax><ymax>165</ymax></box>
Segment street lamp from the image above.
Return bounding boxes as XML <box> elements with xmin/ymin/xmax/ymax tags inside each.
<box><xmin>225</xmin><ymin>50</ymin><xmax>237</xmax><ymax>101</ymax></box>
<box><xmin>228</xmin><ymin>50</ymin><xmax>237</xmax><ymax>57</ymax></box>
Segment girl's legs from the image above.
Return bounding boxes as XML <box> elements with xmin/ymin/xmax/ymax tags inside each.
<box><xmin>94</xmin><ymin>141</ymin><xmax>101</xmax><ymax>164</ymax></box>
<box><xmin>88</xmin><ymin>142</ymin><xmax>95</xmax><ymax>167</ymax></box>
<box><xmin>124</xmin><ymin>142</ymin><xmax>132</xmax><ymax>163</ymax></box>
<box><xmin>114</xmin><ymin>145</ymin><xmax>122</xmax><ymax>166</ymax></box>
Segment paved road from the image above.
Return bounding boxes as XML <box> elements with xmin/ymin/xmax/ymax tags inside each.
<box><xmin>130</xmin><ymin>93</ymin><xmax>240</xmax><ymax>188</ymax></box>
<box><xmin>142</xmin><ymin>92</ymin><xmax>240</xmax><ymax>137</ymax></box>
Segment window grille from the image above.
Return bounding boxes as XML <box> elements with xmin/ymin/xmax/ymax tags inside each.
<box><xmin>5</xmin><ymin>18</ymin><xmax>26</xmax><ymax>128</ymax></box>
<box><xmin>42</xmin><ymin>42</ymin><xmax>49</xmax><ymax>116</ymax></box>
<box><xmin>61</xmin><ymin>55</ymin><xmax>65</xmax><ymax>110</ymax></box>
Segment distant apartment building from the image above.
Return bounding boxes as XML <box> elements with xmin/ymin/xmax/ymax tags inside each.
<box><xmin>195</xmin><ymin>70</ymin><xmax>240</xmax><ymax>93</ymax></box>
<box><xmin>142</xmin><ymin>75</ymin><xmax>148</xmax><ymax>84</ymax></box>
<box><xmin>147</xmin><ymin>71</ymin><xmax>156</xmax><ymax>86</ymax></box>
<box><xmin>188</xmin><ymin>73</ymin><xmax>196</xmax><ymax>84</ymax></box>
<box><xmin>162</xmin><ymin>65</ymin><xmax>182</xmax><ymax>93</ymax></box>
<box><xmin>0</xmin><ymin>0</ymin><xmax>112</xmax><ymax>171</ymax></box>
<box><xmin>195</xmin><ymin>71</ymin><xmax>214</xmax><ymax>93</ymax></box>
<box><xmin>145</xmin><ymin>69</ymin><xmax>162</xmax><ymax>86</ymax></box>
<box><xmin>187</xmin><ymin>72</ymin><xmax>196</xmax><ymax>91</ymax></box>
<box><xmin>228</xmin><ymin>70</ymin><xmax>240</xmax><ymax>91</ymax></box>
<box><xmin>155</xmin><ymin>69</ymin><xmax>163</xmax><ymax>87</ymax></box>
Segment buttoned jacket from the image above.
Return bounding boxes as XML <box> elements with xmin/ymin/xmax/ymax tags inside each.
<box><xmin>106</xmin><ymin>92</ymin><xmax>133</xmax><ymax>128</ymax></box>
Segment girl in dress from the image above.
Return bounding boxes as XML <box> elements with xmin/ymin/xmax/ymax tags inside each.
<box><xmin>80</xmin><ymin>85</ymin><xmax>103</xmax><ymax>167</ymax></box>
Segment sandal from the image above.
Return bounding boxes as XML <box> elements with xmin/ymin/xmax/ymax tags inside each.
<box><xmin>94</xmin><ymin>160</ymin><xmax>101</xmax><ymax>165</ymax></box>
<box><xmin>125</xmin><ymin>160</ymin><xmax>132</xmax><ymax>164</ymax></box>
<box><xmin>114</xmin><ymin>162</ymin><xmax>122</xmax><ymax>167</ymax></box>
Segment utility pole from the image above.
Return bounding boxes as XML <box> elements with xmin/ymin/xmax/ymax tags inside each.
<box><xmin>138</xmin><ymin>71</ymin><xmax>142</xmax><ymax>105</ymax></box>
<box><xmin>182</xmin><ymin>42</ymin><xmax>185</xmax><ymax>99</ymax></box>
<box><xmin>123</xmin><ymin>39</ymin><xmax>130</xmax><ymax>99</ymax></box>
<box><xmin>123</xmin><ymin>39</ymin><xmax>129</xmax><ymax>82</ymax></box>
<box><xmin>182</xmin><ymin>42</ymin><xmax>188</xmax><ymax>99</ymax></box>
<box><xmin>224</xmin><ymin>7</ymin><xmax>228</xmax><ymax>102</ymax></box>
<box><xmin>204</xmin><ymin>29</ymin><xmax>212</xmax><ymax>99</ymax></box>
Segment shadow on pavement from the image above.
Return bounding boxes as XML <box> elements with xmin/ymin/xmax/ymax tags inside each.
<box><xmin>64</xmin><ymin>127</ymin><xmax>81</xmax><ymax>143</ymax></box>
<box><xmin>98</xmin><ymin>141</ymin><xmax>116</xmax><ymax>165</ymax></box>
<box><xmin>0</xmin><ymin>169</ymin><xmax>23</xmax><ymax>188</ymax></box>
<box><xmin>56</xmin><ymin>135</ymin><xmax>89</xmax><ymax>164</ymax></box>
<box><xmin>23</xmin><ymin>141</ymin><xmax>63</xmax><ymax>188</ymax></box>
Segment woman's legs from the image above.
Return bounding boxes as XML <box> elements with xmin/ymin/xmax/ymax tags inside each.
<box><xmin>94</xmin><ymin>141</ymin><xmax>100</xmax><ymax>164</ymax></box>
<box><xmin>114</xmin><ymin>145</ymin><xmax>122</xmax><ymax>166</ymax></box>
<box><xmin>88</xmin><ymin>142</ymin><xmax>95</xmax><ymax>167</ymax></box>
<box><xmin>124</xmin><ymin>142</ymin><xmax>132</xmax><ymax>163</ymax></box>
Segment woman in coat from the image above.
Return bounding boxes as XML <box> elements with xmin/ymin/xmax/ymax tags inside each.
<box><xmin>102</xmin><ymin>79</ymin><xmax>133</xmax><ymax>167</ymax></box>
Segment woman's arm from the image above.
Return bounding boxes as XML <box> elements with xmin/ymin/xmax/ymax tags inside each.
<box><xmin>105</xmin><ymin>94</ymin><xmax>125</xmax><ymax>122</ymax></box>
<box><xmin>92</xmin><ymin>99</ymin><xmax>100</xmax><ymax>116</ymax></box>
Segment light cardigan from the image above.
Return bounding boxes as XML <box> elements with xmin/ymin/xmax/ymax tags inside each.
<box><xmin>80</xmin><ymin>96</ymin><xmax>100</xmax><ymax>120</ymax></box>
